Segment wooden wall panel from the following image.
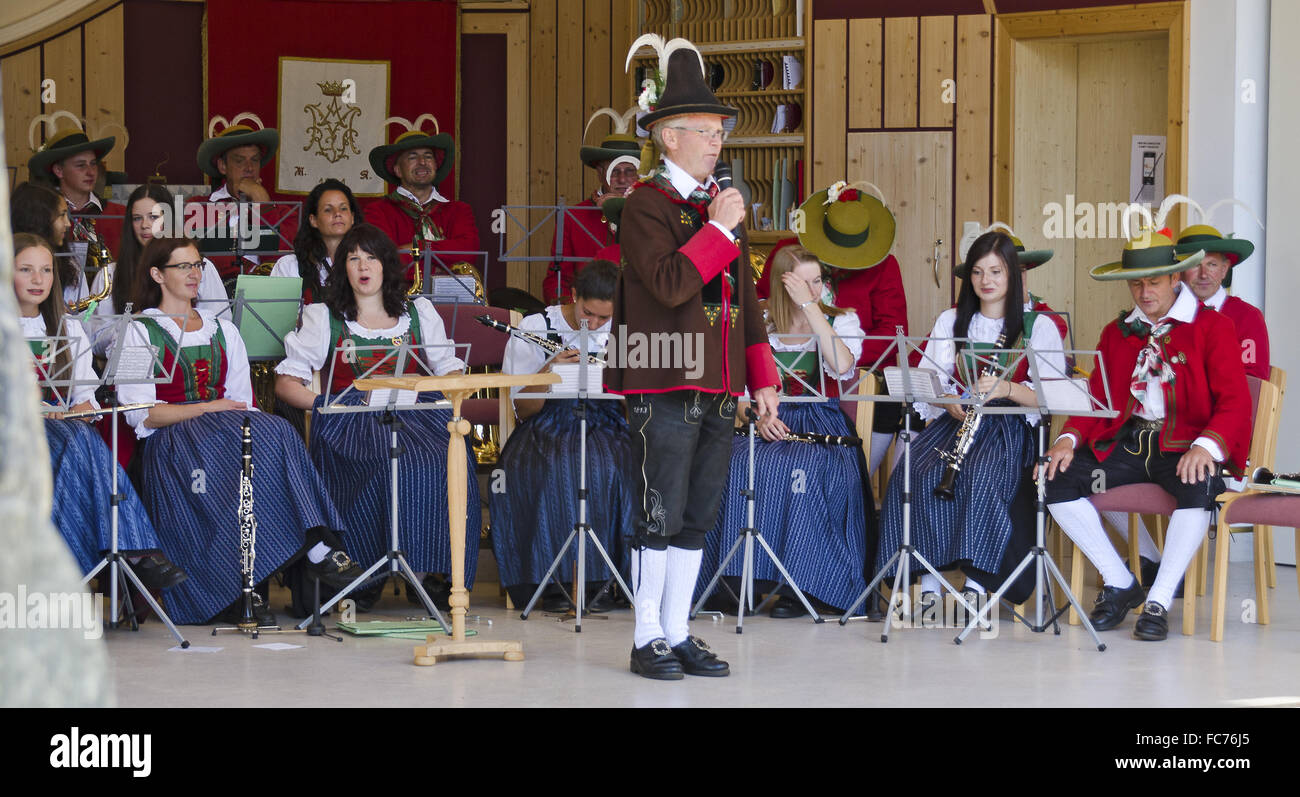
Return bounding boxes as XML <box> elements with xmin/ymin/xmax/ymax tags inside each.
<box><xmin>919</xmin><ymin>15</ymin><xmax>954</xmax><ymax>128</ymax></box>
<box><xmin>848</xmin><ymin>18</ymin><xmax>882</xmax><ymax>129</ymax></box>
<box><xmin>1073</xmin><ymin>36</ymin><xmax>1168</xmax><ymax>354</ymax></box>
<box><xmin>527</xmin><ymin>0</ymin><xmax>558</xmax><ymax>292</ymax></box>
<box><xmin>83</xmin><ymin>5</ymin><xmax>124</xmax><ymax>165</ymax></box>
<box><xmin>992</xmin><ymin>16</ymin><xmax>1013</xmax><ymax>222</ymax></box>
<box><xmin>555</xmin><ymin>5</ymin><xmax>584</xmax><ymax>213</ymax></box>
<box><xmin>42</xmin><ymin>29</ymin><xmax>83</xmax><ymax>122</ymax></box>
<box><xmin>954</xmin><ymin>15</ymin><xmax>991</xmax><ymax>233</ymax></box>
<box><xmin>2</xmin><ymin>48</ymin><xmax>41</xmax><ymax>185</ymax></box>
<box><xmin>812</xmin><ymin>19</ymin><xmax>846</xmax><ymax>189</ymax></box>
<box><xmin>610</xmin><ymin>0</ymin><xmax>632</xmax><ymax>112</ymax></box>
<box><xmin>1013</xmin><ymin>40</ymin><xmax>1077</xmax><ymax>337</ymax></box>
<box><xmin>883</xmin><ymin>17</ymin><xmax>918</xmax><ymax>128</ymax></box>
<box><xmin>582</xmin><ymin>0</ymin><xmax>611</xmax><ymax>198</ymax></box>
<box><xmin>847</xmin><ymin>131</ymin><xmax>953</xmax><ymax>335</ymax></box>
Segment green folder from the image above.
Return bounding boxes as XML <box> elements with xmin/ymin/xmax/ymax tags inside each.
<box><xmin>232</xmin><ymin>274</ymin><xmax>302</xmax><ymax>360</ymax></box>
<box><xmin>336</xmin><ymin>619</ymin><xmax>478</xmax><ymax>639</ymax></box>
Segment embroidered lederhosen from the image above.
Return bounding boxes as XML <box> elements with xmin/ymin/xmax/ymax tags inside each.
<box><xmin>139</xmin><ymin>317</ymin><xmax>229</xmax><ymax>403</ymax></box>
<box><xmin>326</xmin><ymin>304</ymin><xmax>427</xmax><ymax>393</ymax></box>
<box><xmin>646</xmin><ymin>173</ymin><xmax>741</xmax><ymax>330</ymax></box>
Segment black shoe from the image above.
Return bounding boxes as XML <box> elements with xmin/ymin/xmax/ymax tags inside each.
<box><xmin>219</xmin><ymin>596</ymin><xmax>276</xmax><ymax>628</ymax></box>
<box><xmin>304</xmin><ymin>549</ymin><xmax>364</xmax><ymax>592</ymax></box>
<box><xmin>769</xmin><ymin>595</ymin><xmax>809</xmax><ymax>618</ymax></box>
<box><xmin>133</xmin><ymin>554</ymin><xmax>188</xmax><ymax>592</ymax></box>
<box><xmin>630</xmin><ymin>638</ymin><xmax>684</xmax><ymax>680</ymax></box>
<box><xmin>1088</xmin><ymin>575</ymin><xmax>1145</xmax><ymax>632</ymax></box>
<box><xmin>406</xmin><ymin>574</ymin><xmax>452</xmax><ymax>612</ymax></box>
<box><xmin>541</xmin><ymin>591</ymin><xmax>570</xmax><ymax>613</ymax></box>
<box><xmin>1133</xmin><ymin>601</ymin><xmax>1169</xmax><ymax>641</ymax></box>
<box><xmin>1140</xmin><ymin>556</ymin><xmax>1184</xmax><ymax>599</ymax></box>
<box><xmin>700</xmin><ymin>591</ymin><xmax>740</xmax><ymax>616</ymax></box>
<box><xmin>586</xmin><ymin>584</ymin><xmax>617</xmax><ymax>613</ymax></box>
<box><xmin>671</xmin><ymin>635</ymin><xmax>730</xmax><ymax>677</ymax></box>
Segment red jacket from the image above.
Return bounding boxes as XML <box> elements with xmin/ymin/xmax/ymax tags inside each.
<box><xmin>75</xmin><ymin>200</ymin><xmax>126</xmax><ymax>261</ymax></box>
<box><xmin>1062</xmin><ymin>304</ymin><xmax>1252</xmax><ymax>474</ymax></box>
<box><xmin>364</xmin><ymin>195</ymin><xmax>480</xmax><ymax>281</ymax></box>
<box><xmin>1217</xmin><ymin>294</ymin><xmax>1270</xmax><ymax>380</ymax></box>
<box><xmin>758</xmin><ymin>238</ymin><xmax>910</xmax><ymax>369</ymax></box>
<box><xmin>544</xmin><ymin>199</ymin><xmax>615</xmax><ymax>303</ymax></box>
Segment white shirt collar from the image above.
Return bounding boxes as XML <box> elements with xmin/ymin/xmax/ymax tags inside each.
<box><xmin>209</xmin><ymin>184</ymin><xmax>233</xmax><ymax>202</ymax></box>
<box><xmin>396</xmin><ymin>185</ymin><xmax>448</xmax><ymax>206</ymax></box>
<box><xmin>661</xmin><ymin>157</ymin><xmax>716</xmax><ymax>202</ymax></box>
<box><xmin>1205</xmin><ymin>285</ymin><xmax>1228</xmax><ymax>311</ymax></box>
<box><xmin>1125</xmin><ymin>282</ymin><xmax>1199</xmax><ymax>327</ymax></box>
<box><xmin>65</xmin><ymin>191</ymin><xmax>103</xmax><ymax>212</ymax></box>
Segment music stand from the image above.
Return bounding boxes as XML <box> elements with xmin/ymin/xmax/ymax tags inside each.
<box><xmin>43</xmin><ymin>309</ymin><xmax>191</xmax><ymax>647</ymax></box>
<box><xmin>292</xmin><ymin>339</ymin><xmax>468</xmax><ymax>632</ymax></box>
<box><xmin>513</xmin><ymin>321</ymin><xmax>634</xmax><ymax>632</ymax></box>
<box><xmin>951</xmin><ymin>344</ymin><xmax>1117</xmax><ymax>650</ymax></box>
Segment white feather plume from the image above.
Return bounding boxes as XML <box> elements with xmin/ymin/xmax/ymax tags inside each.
<box><xmin>28</xmin><ymin>110</ymin><xmax>83</xmax><ymax>151</ymax></box>
<box><xmin>1200</xmin><ymin>198</ymin><xmax>1265</xmax><ymax>231</ymax></box>
<box><xmin>584</xmin><ymin>106</ymin><xmax>639</xmax><ymax>141</ymax></box>
<box><xmin>625</xmin><ymin>33</ymin><xmax>705</xmax><ymax>77</ymax></box>
<box><xmin>1121</xmin><ymin>203</ymin><xmax>1154</xmax><ymax>241</ymax></box>
<box><xmin>1153</xmin><ymin>193</ymin><xmax>1205</xmax><ymax>230</ymax></box>
<box><xmin>381</xmin><ymin>114</ymin><xmax>441</xmax><ymax>136</ymax></box>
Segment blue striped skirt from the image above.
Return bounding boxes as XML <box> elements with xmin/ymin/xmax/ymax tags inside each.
<box><xmin>489</xmin><ymin>399</ymin><xmax>633</xmax><ymax>590</ymax></box>
<box><xmin>701</xmin><ymin>402</ymin><xmax>871</xmax><ymax>611</ymax></box>
<box><xmin>876</xmin><ymin>411</ymin><xmax>1035</xmax><ymax>585</ymax></box>
<box><xmin>139</xmin><ymin>410</ymin><xmax>345</xmax><ymax>624</ymax></box>
<box><xmin>45</xmin><ymin>419</ymin><xmax>160</xmax><ymax>574</ymax></box>
<box><xmin>309</xmin><ymin>390</ymin><xmax>480</xmax><ymax>584</ymax></box>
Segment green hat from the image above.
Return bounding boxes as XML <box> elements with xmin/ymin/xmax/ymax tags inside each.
<box><xmin>1173</xmin><ymin>224</ymin><xmax>1254</xmax><ymax>266</ymax></box>
<box><xmin>795</xmin><ymin>181</ymin><xmax>896</xmax><ymax>270</ymax></box>
<box><xmin>1090</xmin><ymin>230</ymin><xmax>1205</xmax><ymax>281</ymax></box>
<box><xmin>369</xmin><ymin>127</ymin><xmax>455</xmax><ymax>188</ymax></box>
<box><xmin>197</xmin><ymin>114</ymin><xmax>278</xmax><ymax>181</ymax></box>
<box><xmin>954</xmin><ymin>223</ymin><xmax>1053</xmax><ymax>278</ymax></box>
<box><xmin>580</xmin><ymin>107</ymin><xmax>642</xmax><ymax>168</ymax></box>
<box><xmin>29</xmin><ymin>128</ymin><xmax>115</xmax><ymax>181</ymax></box>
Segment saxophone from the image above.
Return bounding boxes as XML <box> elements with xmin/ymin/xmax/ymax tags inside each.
<box><xmin>234</xmin><ymin>417</ymin><xmax>260</xmax><ymax>630</ymax></box>
<box><xmin>67</xmin><ymin>218</ymin><xmax>113</xmax><ymax>313</ymax></box>
<box><xmin>934</xmin><ymin>331</ymin><xmax>1008</xmax><ymax>500</ymax></box>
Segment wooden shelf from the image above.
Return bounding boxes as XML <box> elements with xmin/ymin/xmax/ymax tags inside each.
<box><xmin>724</xmin><ymin>135</ymin><xmax>804</xmax><ymax>147</ymax></box>
<box><xmin>631</xmin><ymin>38</ymin><xmax>805</xmax><ymax>57</ymax></box>
<box><xmin>716</xmin><ymin>89</ymin><xmax>805</xmax><ymax>99</ymax></box>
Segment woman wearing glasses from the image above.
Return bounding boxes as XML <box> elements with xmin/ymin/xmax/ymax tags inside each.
<box><xmin>114</xmin><ymin>236</ymin><xmax>362</xmax><ymax>625</ymax></box>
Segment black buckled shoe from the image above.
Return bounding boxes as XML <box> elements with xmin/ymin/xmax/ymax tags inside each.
<box><xmin>671</xmin><ymin>635</ymin><xmax>730</xmax><ymax>677</ymax></box>
<box><xmin>305</xmin><ymin>549</ymin><xmax>364</xmax><ymax>592</ymax></box>
<box><xmin>1140</xmin><ymin>556</ymin><xmax>1184</xmax><ymax>599</ymax></box>
<box><xmin>134</xmin><ymin>554</ymin><xmax>188</xmax><ymax>592</ymax></box>
<box><xmin>1133</xmin><ymin>601</ymin><xmax>1170</xmax><ymax>641</ymax></box>
<box><xmin>630</xmin><ymin>638</ymin><xmax>684</xmax><ymax>680</ymax></box>
<box><xmin>1088</xmin><ymin>575</ymin><xmax>1145</xmax><ymax>632</ymax></box>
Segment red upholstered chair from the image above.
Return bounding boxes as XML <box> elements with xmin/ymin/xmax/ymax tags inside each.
<box><xmin>433</xmin><ymin>304</ymin><xmax>519</xmax><ymax>445</ymax></box>
<box><xmin>1210</xmin><ymin>491</ymin><xmax>1300</xmax><ymax>641</ymax></box>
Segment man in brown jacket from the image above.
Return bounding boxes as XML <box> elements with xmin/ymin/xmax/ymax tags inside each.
<box><xmin>610</xmin><ymin>41</ymin><xmax>780</xmax><ymax>680</ymax></box>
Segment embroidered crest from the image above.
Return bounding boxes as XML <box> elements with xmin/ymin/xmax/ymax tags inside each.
<box><xmin>680</xmin><ymin>209</ymin><xmax>694</xmax><ymax>226</ymax></box>
<box><xmin>729</xmin><ymin>306</ymin><xmax>740</xmax><ymax>327</ymax></box>
<box><xmin>703</xmin><ymin>305</ymin><xmax>721</xmax><ymax>326</ymax></box>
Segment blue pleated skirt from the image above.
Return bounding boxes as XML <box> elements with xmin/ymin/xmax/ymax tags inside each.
<box><xmin>139</xmin><ymin>410</ymin><xmax>346</xmax><ymax>624</ymax></box>
<box><xmin>309</xmin><ymin>390</ymin><xmax>479</xmax><ymax>584</ymax></box>
<box><xmin>701</xmin><ymin>402</ymin><xmax>871</xmax><ymax>611</ymax></box>
<box><xmin>489</xmin><ymin>399</ymin><xmax>633</xmax><ymax>590</ymax></box>
<box><xmin>45</xmin><ymin>419</ymin><xmax>160</xmax><ymax>573</ymax></box>
<box><xmin>876</xmin><ymin>411</ymin><xmax>1035</xmax><ymax>583</ymax></box>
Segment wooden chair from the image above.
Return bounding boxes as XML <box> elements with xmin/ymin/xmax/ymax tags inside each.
<box><xmin>1257</xmin><ymin>367</ymin><xmax>1287</xmax><ymax>588</ymax></box>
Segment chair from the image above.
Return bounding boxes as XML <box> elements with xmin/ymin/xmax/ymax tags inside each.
<box><xmin>433</xmin><ymin>303</ymin><xmax>520</xmax><ymax>447</ymax></box>
<box><xmin>1258</xmin><ymin>367</ymin><xmax>1287</xmax><ymax>587</ymax></box>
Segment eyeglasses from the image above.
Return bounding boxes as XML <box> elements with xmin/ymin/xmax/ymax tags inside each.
<box><xmin>669</xmin><ymin>127</ymin><xmax>728</xmax><ymax>142</ymax></box>
<box><xmin>161</xmin><ymin>261</ymin><xmax>204</xmax><ymax>273</ymax></box>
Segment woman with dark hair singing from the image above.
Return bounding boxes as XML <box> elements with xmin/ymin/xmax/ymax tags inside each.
<box><xmin>274</xmin><ymin>223</ymin><xmax>477</xmax><ymax>610</ymax></box>
<box><xmin>114</xmin><ymin>236</ymin><xmax>361</xmax><ymax>624</ymax></box>
<box><xmin>270</xmin><ymin>178</ymin><xmax>362</xmax><ymax>303</ymax></box>
<box><xmin>874</xmin><ymin>231</ymin><xmax>1065</xmax><ymax>608</ymax></box>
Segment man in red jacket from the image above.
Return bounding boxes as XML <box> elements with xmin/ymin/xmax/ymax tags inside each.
<box><xmin>1175</xmin><ymin>225</ymin><xmax>1269</xmax><ymax>379</ymax></box>
<box><xmin>29</xmin><ymin>128</ymin><xmax>127</xmax><ymax>260</ymax></box>
<box><xmin>1043</xmin><ymin>231</ymin><xmax>1251</xmax><ymax>641</ymax></box>
<box><xmin>364</xmin><ymin>125</ymin><xmax>479</xmax><ymax>283</ymax></box>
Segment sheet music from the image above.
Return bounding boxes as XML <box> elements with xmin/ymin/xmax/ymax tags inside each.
<box><xmin>883</xmin><ymin>366</ymin><xmax>944</xmax><ymax>400</ymax></box>
<box><xmin>366</xmin><ymin>388</ymin><xmax>419</xmax><ymax>407</ymax></box>
<box><xmin>429</xmin><ymin>276</ymin><xmax>477</xmax><ymax>304</ymax></box>
<box><xmin>114</xmin><ymin>344</ymin><xmax>159</xmax><ymax>382</ymax></box>
<box><xmin>551</xmin><ymin>363</ymin><xmax>603</xmax><ymax>393</ymax></box>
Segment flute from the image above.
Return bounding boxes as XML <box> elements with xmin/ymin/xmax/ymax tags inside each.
<box><xmin>474</xmin><ymin>314</ymin><xmax>605</xmax><ymax>366</ymax></box>
<box><xmin>40</xmin><ymin>402</ymin><xmax>154</xmax><ymax>420</ymax></box>
<box><xmin>733</xmin><ymin>427</ymin><xmax>863</xmax><ymax>447</ymax></box>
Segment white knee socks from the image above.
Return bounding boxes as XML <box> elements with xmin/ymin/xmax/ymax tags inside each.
<box><xmin>661</xmin><ymin>547</ymin><xmax>703</xmax><ymax>646</ymax></box>
<box><xmin>1147</xmin><ymin>508</ymin><xmax>1208</xmax><ymax>610</ymax></box>
<box><xmin>631</xmin><ymin>547</ymin><xmax>668</xmax><ymax>648</ymax></box>
<box><xmin>1049</xmin><ymin>498</ymin><xmax>1135</xmax><ymax>588</ymax></box>
<box><xmin>1100</xmin><ymin>510</ymin><xmax>1161</xmax><ymax>562</ymax></box>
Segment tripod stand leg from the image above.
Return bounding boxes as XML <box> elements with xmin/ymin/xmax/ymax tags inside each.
<box><xmin>841</xmin><ymin>548</ymin><xmax>902</xmax><ymax>624</ymax></box>
<box><xmin>585</xmin><ymin>528</ymin><xmax>635</xmax><ymax>602</ymax></box>
<box><xmin>880</xmin><ymin>557</ymin><xmax>908</xmax><ymax>643</ymax></box>
<box><xmin>751</xmin><ymin>533</ymin><xmax>823</xmax><ymax>623</ymax></box>
<box><xmin>737</xmin><ymin>532</ymin><xmax>754</xmax><ymax>634</ymax></box>
<box><xmin>83</xmin><ymin>558</ymin><xmax>108</xmax><ymax>585</ymax></box>
<box><xmin>911</xmin><ymin>551</ymin><xmax>979</xmax><ymax>620</ymax></box>
<box><xmin>1042</xmin><ymin>552</ymin><xmax>1105</xmax><ymax>651</ymax></box>
<box><xmin>117</xmin><ymin>560</ymin><xmax>190</xmax><ymax>647</ymax></box>
<box><xmin>395</xmin><ymin>553</ymin><xmax>452</xmax><ymax>633</ymax></box>
<box><xmin>691</xmin><ymin>534</ymin><xmax>747</xmax><ymax>619</ymax></box>
<box><xmin>955</xmin><ymin>550</ymin><xmax>1036</xmax><ymax>643</ymax></box>
<box><xmin>294</xmin><ymin>553</ymin><xmax>390</xmax><ymax>629</ymax></box>
<box><xmin>520</xmin><ymin>527</ymin><xmax>579</xmax><ymax>620</ymax></box>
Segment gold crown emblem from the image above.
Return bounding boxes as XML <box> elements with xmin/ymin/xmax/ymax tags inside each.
<box><xmin>317</xmin><ymin>80</ymin><xmax>346</xmax><ymax>97</ymax></box>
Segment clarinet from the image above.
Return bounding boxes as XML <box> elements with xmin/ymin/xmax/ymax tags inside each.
<box><xmin>733</xmin><ymin>427</ymin><xmax>863</xmax><ymax>447</ymax></box>
<box><xmin>235</xmin><ymin>417</ymin><xmax>260</xmax><ymax>630</ymax></box>
<box><xmin>474</xmin><ymin>314</ymin><xmax>605</xmax><ymax>366</ymax></box>
<box><xmin>934</xmin><ymin>331</ymin><xmax>1009</xmax><ymax>500</ymax></box>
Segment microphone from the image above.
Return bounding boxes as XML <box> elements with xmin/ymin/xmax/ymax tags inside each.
<box><xmin>712</xmin><ymin>162</ymin><xmax>743</xmax><ymax>238</ymax></box>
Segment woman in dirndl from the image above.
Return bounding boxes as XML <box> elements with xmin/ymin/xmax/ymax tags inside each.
<box><xmin>12</xmin><ymin>232</ymin><xmax>184</xmax><ymax>592</ymax></box>
<box><xmin>702</xmin><ymin>244</ymin><xmax>874</xmax><ymax>617</ymax></box>
<box><xmin>115</xmin><ymin>236</ymin><xmax>360</xmax><ymax>625</ymax></box>
<box><xmin>275</xmin><ymin>223</ymin><xmax>478</xmax><ymax>610</ymax></box>
<box><xmin>875</xmin><ymin>231</ymin><xmax>1065</xmax><ymax>607</ymax></box>
<box><xmin>490</xmin><ymin>259</ymin><xmax>633</xmax><ymax>611</ymax></box>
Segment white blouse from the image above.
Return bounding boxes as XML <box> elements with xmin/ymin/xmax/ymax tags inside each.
<box><xmin>270</xmin><ymin>253</ymin><xmax>330</xmax><ymax>287</ymax></box>
<box><xmin>21</xmin><ymin>314</ymin><xmax>100</xmax><ymax>408</ymax></box>
<box><xmin>275</xmin><ymin>296</ymin><xmax>465</xmax><ymax>384</ymax></box>
<box><xmin>116</xmin><ymin>308</ymin><xmax>255</xmax><ymax>439</ymax></box>
<box><xmin>768</xmin><ymin>309</ymin><xmax>865</xmax><ymax>382</ymax></box>
<box><xmin>918</xmin><ymin>308</ymin><xmax>1065</xmax><ymax>424</ymax></box>
<box><xmin>87</xmin><ymin>258</ymin><xmax>227</xmax><ymax>356</ymax></box>
<box><xmin>501</xmin><ymin>304</ymin><xmax>610</xmax><ymax>377</ymax></box>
